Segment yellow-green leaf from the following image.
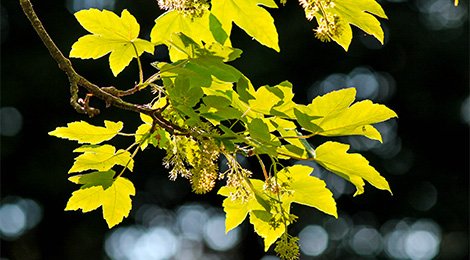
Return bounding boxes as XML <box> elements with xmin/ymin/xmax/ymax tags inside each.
<box><xmin>151</xmin><ymin>10</ymin><xmax>229</xmax><ymax>47</ymax></box>
<box><xmin>49</xmin><ymin>120</ymin><xmax>123</xmax><ymax>144</ymax></box>
<box><xmin>249</xmin><ymin>210</ymin><xmax>286</xmax><ymax>251</ymax></box>
<box><xmin>248</xmin><ymin>179</ymin><xmax>287</xmax><ymax>251</ymax></box>
<box><xmin>65</xmin><ymin>170</ymin><xmax>135</xmax><ymax>228</ymax></box>
<box><xmin>211</xmin><ymin>0</ymin><xmax>279</xmax><ymax>51</ymax></box>
<box><xmin>69</xmin><ymin>144</ymin><xmax>134</xmax><ymax>173</ymax></box>
<box><xmin>277</xmin><ymin>165</ymin><xmax>337</xmax><ymax>217</ymax></box>
<box><xmin>314</xmin><ymin>141</ymin><xmax>392</xmax><ymax>196</ymax></box>
<box><xmin>247</xmin><ymin>85</ymin><xmax>283</xmax><ymax>115</ymax></box>
<box><xmin>218</xmin><ymin>179</ymin><xmax>272</xmax><ymax>234</ymax></box>
<box><xmin>219</xmin><ymin>187</ymin><xmax>250</xmax><ymax>233</ymax></box>
<box><xmin>70</xmin><ymin>9</ymin><xmax>154</xmax><ymax>76</ymax></box>
<box><xmin>295</xmin><ymin>88</ymin><xmax>397</xmax><ymax>142</ymax></box>
<box><xmin>321</xmin><ymin>0</ymin><xmax>387</xmax><ymax>50</ymax></box>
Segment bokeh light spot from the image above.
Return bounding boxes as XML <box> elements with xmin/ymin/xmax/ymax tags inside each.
<box><xmin>383</xmin><ymin>219</ymin><xmax>442</xmax><ymax>260</ymax></box>
<box><xmin>105</xmin><ymin>226</ymin><xmax>179</xmax><ymax>260</ymax></box>
<box><xmin>349</xmin><ymin>226</ymin><xmax>383</xmax><ymax>256</ymax></box>
<box><xmin>298</xmin><ymin>225</ymin><xmax>329</xmax><ymax>256</ymax></box>
<box><xmin>0</xmin><ymin>197</ymin><xmax>42</xmax><ymax>240</ymax></box>
<box><xmin>324</xmin><ymin>214</ymin><xmax>351</xmax><ymax>241</ymax></box>
<box><xmin>0</xmin><ymin>204</ymin><xmax>26</xmax><ymax>239</ymax></box>
<box><xmin>133</xmin><ymin>227</ymin><xmax>179</xmax><ymax>260</ymax></box>
<box><xmin>176</xmin><ymin>204</ymin><xmax>209</xmax><ymax>241</ymax></box>
<box><xmin>405</xmin><ymin>230</ymin><xmax>439</xmax><ymax>260</ymax></box>
<box><xmin>0</xmin><ymin>107</ymin><xmax>23</xmax><ymax>136</ymax></box>
<box><xmin>416</xmin><ymin>0</ymin><xmax>468</xmax><ymax>30</ymax></box>
<box><xmin>204</xmin><ymin>215</ymin><xmax>241</xmax><ymax>251</ymax></box>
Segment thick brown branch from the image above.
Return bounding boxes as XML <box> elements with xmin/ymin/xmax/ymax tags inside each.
<box><xmin>20</xmin><ymin>0</ymin><xmax>189</xmax><ymax>136</ymax></box>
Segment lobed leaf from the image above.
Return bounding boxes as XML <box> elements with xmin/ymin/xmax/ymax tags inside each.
<box><xmin>49</xmin><ymin>120</ymin><xmax>123</xmax><ymax>144</ymax></box>
<box><xmin>277</xmin><ymin>165</ymin><xmax>337</xmax><ymax>217</ymax></box>
<box><xmin>248</xmin><ymin>118</ymin><xmax>281</xmax><ymax>156</ymax></box>
<box><xmin>151</xmin><ymin>11</ymin><xmax>229</xmax><ymax>61</ymax></box>
<box><xmin>218</xmin><ymin>186</ymin><xmax>250</xmax><ymax>232</ymax></box>
<box><xmin>250</xmin><ymin>210</ymin><xmax>286</xmax><ymax>251</ymax></box>
<box><xmin>70</xmin><ymin>9</ymin><xmax>154</xmax><ymax>76</ymax></box>
<box><xmin>295</xmin><ymin>88</ymin><xmax>397</xmax><ymax>142</ymax></box>
<box><xmin>65</xmin><ymin>170</ymin><xmax>135</xmax><ymax>228</ymax></box>
<box><xmin>211</xmin><ymin>0</ymin><xmax>280</xmax><ymax>51</ymax></box>
<box><xmin>314</xmin><ymin>141</ymin><xmax>392</xmax><ymax>196</ymax></box>
<box><xmin>324</xmin><ymin>0</ymin><xmax>387</xmax><ymax>50</ymax></box>
<box><xmin>69</xmin><ymin>144</ymin><xmax>134</xmax><ymax>173</ymax></box>
<box><xmin>218</xmin><ymin>179</ymin><xmax>271</xmax><ymax>233</ymax></box>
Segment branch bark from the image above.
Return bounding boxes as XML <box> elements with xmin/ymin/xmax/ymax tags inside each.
<box><xmin>20</xmin><ymin>0</ymin><xmax>188</xmax><ymax>135</ymax></box>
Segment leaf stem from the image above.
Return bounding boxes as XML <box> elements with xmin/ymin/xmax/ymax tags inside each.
<box><xmin>256</xmin><ymin>154</ymin><xmax>269</xmax><ymax>180</ymax></box>
<box><xmin>131</xmin><ymin>42</ymin><xmax>144</xmax><ymax>85</ymax></box>
<box><xmin>142</xmin><ymin>59</ymin><xmax>191</xmax><ymax>87</ymax></box>
<box><xmin>117</xmin><ymin>144</ymin><xmax>140</xmax><ymax>178</ymax></box>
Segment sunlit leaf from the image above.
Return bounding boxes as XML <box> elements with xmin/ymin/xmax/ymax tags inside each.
<box><xmin>65</xmin><ymin>170</ymin><xmax>135</xmax><ymax>228</ymax></box>
<box><xmin>250</xmin><ymin>210</ymin><xmax>286</xmax><ymax>251</ymax></box>
<box><xmin>324</xmin><ymin>0</ymin><xmax>388</xmax><ymax>50</ymax></box>
<box><xmin>314</xmin><ymin>141</ymin><xmax>392</xmax><ymax>196</ymax></box>
<box><xmin>156</xmin><ymin>33</ymin><xmax>243</xmax><ymax>90</ymax></box>
<box><xmin>69</xmin><ymin>144</ymin><xmax>134</xmax><ymax>173</ymax></box>
<box><xmin>218</xmin><ymin>179</ymin><xmax>270</xmax><ymax>233</ymax></box>
<box><xmin>211</xmin><ymin>0</ymin><xmax>279</xmax><ymax>51</ymax></box>
<box><xmin>295</xmin><ymin>88</ymin><xmax>397</xmax><ymax>142</ymax></box>
<box><xmin>49</xmin><ymin>120</ymin><xmax>123</xmax><ymax>144</ymax></box>
<box><xmin>277</xmin><ymin>165</ymin><xmax>337</xmax><ymax>217</ymax></box>
<box><xmin>218</xmin><ymin>186</ymin><xmax>250</xmax><ymax>232</ymax></box>
<box><xmin>248</xmin><ymin>118</ymin><xmax>281</xmax><ymax>155</ymax></box>
<box><xmin>70</xmin><ymin>9</ymin><xmax>154</xmax><ymax>76</ymax></box>
<box><xmin>247</xmin><ymin>85</ymin><xmax>284</xmax><ymax>115</ymax></box>
<box><xmin>151</xmin><ymin>10</ymin><xmax>230</xmax><ymax>60</ymax></box>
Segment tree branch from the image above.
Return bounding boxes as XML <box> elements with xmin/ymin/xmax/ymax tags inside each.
<box><xmin>19</xmin><ymin>0</ymin><xmax>188</xmax><ymax>135</ymax></box>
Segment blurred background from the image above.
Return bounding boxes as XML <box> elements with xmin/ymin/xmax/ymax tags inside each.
<box><xmin>1</xmin><ymin>0</ymin><xmax>468</xmax><ymax>259</ymax></box>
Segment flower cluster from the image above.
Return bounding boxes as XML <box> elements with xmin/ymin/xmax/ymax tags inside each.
<box><xmin>157</xmin><ymin>0</ymin><xmax>210</xmax><ymax>18</ymax></box>
<box><xmin>222</xmin><ymin>153</ymin><xmax>253</xmax><ymax>203</ymax></box>
<box><xmin>163</xmin><ymin>133</ymin><xmax>220</xmax><ymax>194</ymax></box>
<box><xmin>298</xmin><ymin>0</ymin><xmax>343</xmax><ymax>42</ymax></box>
<box><xmin>275</xmin><ymin>233</ymin><xmax>300</xmax><ymax>260</ymax></box>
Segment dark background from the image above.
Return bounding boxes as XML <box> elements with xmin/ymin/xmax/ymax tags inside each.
<box><xmin>1</xmin><ymin>0</ymin><xmax>468</xmax><ymax>259</ymax></box>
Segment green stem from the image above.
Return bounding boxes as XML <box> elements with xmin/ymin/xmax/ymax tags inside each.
<box><xmin>117</xmin><ymin>144</ymin><xmax>140</xmax><ymax>178</ymax></box>
<box><xmin>131</xmin><ymin>42</ymin><xmax>144</xmax><ymax>85</ymax></box>
<box><xmin>256</xmin><ymin>154</ymin><xmax>269</xmax><ymax>180</ymax></box>
<box><xmin>142</xmin><ymin>59</ymin><xmax>191</xmax><ymax>87</ymax></box>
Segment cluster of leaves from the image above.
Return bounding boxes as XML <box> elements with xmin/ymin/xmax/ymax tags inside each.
<box><xmin>47</xmin><ymin>1</ymin><xmax>396</xmax><ymax>259</ymax></box>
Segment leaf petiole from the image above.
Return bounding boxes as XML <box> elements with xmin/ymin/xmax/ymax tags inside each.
<box><xmin>117</xmin><ymin>143</ymin><xmax>140</xmax><ymax>178</ymax></box>
<box><xmin>131</xmin><ymin>42</ymin><xmax>144</xmax><ymax>85</ymax></box>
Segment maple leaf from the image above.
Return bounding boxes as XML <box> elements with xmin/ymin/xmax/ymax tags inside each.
<box><xmin>322</xmin><ymin>0</ymin><xmax>388</xmax><ymax>50</ymax></box>
<box><xmin>151</xmin><ymin>10</ymin><xmax>229</xmax><ymax>46</ymax></box>
<box><xmin>314</xmin><ymin>141</ymin><xmax>392</xmax><ymax>196</ymax></box>
<box><xmin>48</xmin><ymin>120</ymin><xmax>123</xmax><ymax>144</ymax></box>
<box><xmin>218</xmin><ymin>165</ymin><xmax>336</xmax><ymax>251</ymax></box>
<box><xmin>277</xmin><ymin>165</ymin><xmax>337</xmax><ymax>217</ymax></box>
<box><xmin>69</xmin><ymin>144</ymin><xmax>134</xmax><ymax>173</ymax></box>
<box><xmin>70</xmin><ymin>9</ymin><xmax>154</xmax><ymax>76</ymax></box>
<box><xmin>294</xmin><ymin>88</ymin><xmax>397</xmax><ymax>142</ymax></box>
<box><xmin>211</xmin><ymin>0</ymin><xmax>279</xmax><ymax>51</ymax></box>
<box><xmin>65</xmin><ymin>170</ymin><xmax>135</xmax><ymax>228</ymax></box>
